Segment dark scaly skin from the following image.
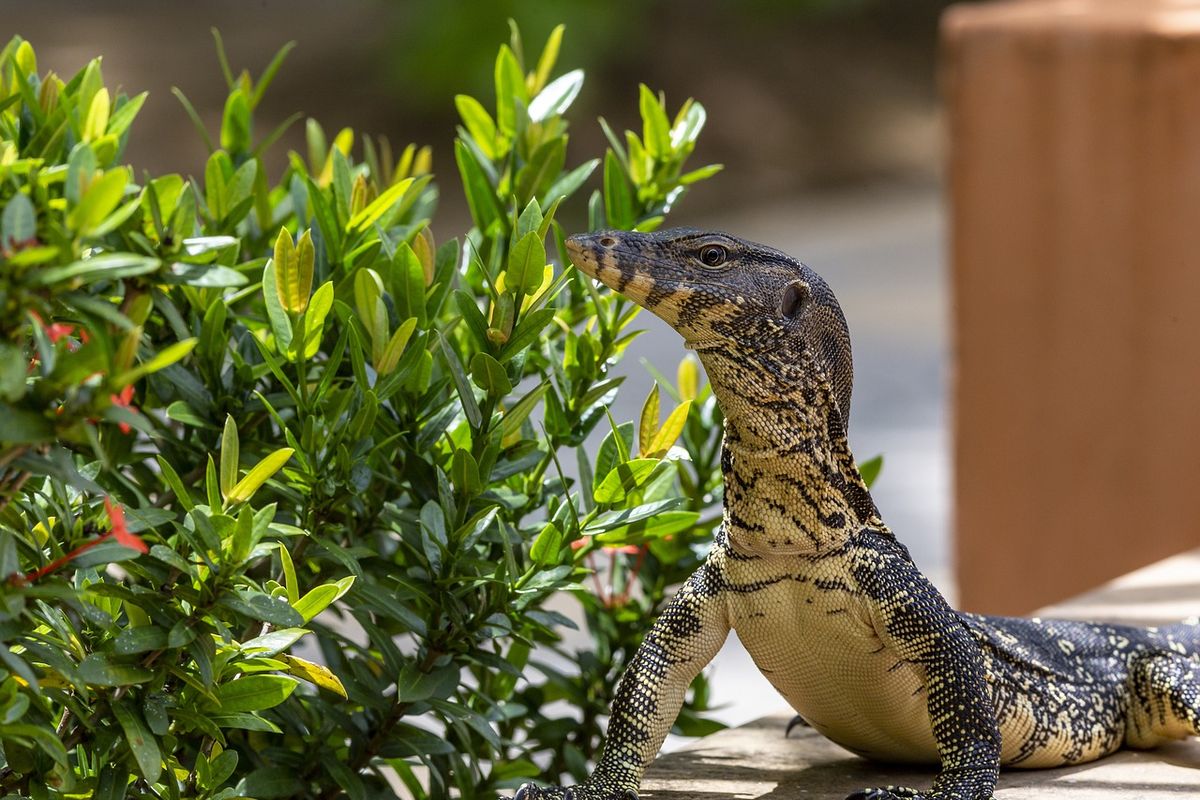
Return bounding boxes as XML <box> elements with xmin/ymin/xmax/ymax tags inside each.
<box><xmin>512</xmin><ymin>229</ymin><xmax>1200</xmax><ymax>800</ymax></box>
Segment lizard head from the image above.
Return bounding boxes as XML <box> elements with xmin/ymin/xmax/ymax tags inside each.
<box><xmin>565</xmin><ymin>228</ymin><xmax>854</xmax><ymax>426</ymax></box>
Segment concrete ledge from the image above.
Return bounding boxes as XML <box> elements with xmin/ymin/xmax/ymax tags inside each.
<box><xmin>643</xmin><ymin>551</ymin><xmax>1200</xmax><ymax>799</ymax></box>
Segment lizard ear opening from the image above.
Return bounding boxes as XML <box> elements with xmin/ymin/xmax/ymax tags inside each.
<box><xmin>780</xmin><ymin>281</ymin><xmax>810</xmax><ymax>319</ymax></box>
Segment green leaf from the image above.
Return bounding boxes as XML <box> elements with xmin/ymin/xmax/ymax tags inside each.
<box><xmin>112</xmin><ymin>626</ymin><xmax>168</xmax><ymax>655</ymax></box>
<box><xmin>500</xmin><ymin>381</ymin><xmax>548</xmax><ymax>439</ymax></box>
<box><xmin>210</xmin><ymin>675</ymin><xmax>297</xmax><ymax>713</ymax></box>
<box><xmin>506</xmin><ymin>231</ymin><xmax>547</xmax><ymax>297</ymax></box>
<box><xmin>594</xmin><ymin>458</ymin><xmax>658</xmax><ymax>504</ymax></box>
<box><xmin>470</xmin><ymin>352</ymin><xmax>512</xmax><ymax>396</ymax></box>
<box><xmin>226</xmin><ymin>448</ymin><xmax>293</xmax><ymax>504</ymax></box>
<box><xmin>79</xmin><ymin>654</ymin><xmax>152</xmax><ymax>687</ymax></box>
<box><xmin>595</xmin><ymin>509</ymin><xmax>698</xmax><ymax>545</ymax></box>
<box><xmin>262</xmin><ymin>260</ymin><xmax>294</xmax><ymax>351</ymax></box>
<box><xmin>1</xmin><ymin>192</ymin><xmax>35</xmax><ymax>244</ymax></box>
<box><xmin>220</xmin><ymin>87</ymin><xmax>251</xmax><ymax>153</ymax></box>
<box><xmin>639</xmin><ymin>84</ymin><xmax>672</xmax><ymax>158</ymax></box>
<box><xmin>529</xmin><ymin>523</ymin><xmax>563</xmax><ymax>566</ymax></box>
<box><xmin>112</xmin><ymin>700</ymin><xmax>162</xmax><ymax>783</ymax></box>
<box><xmin>493</xmin><ymin>44</ymin><xmax>527</xmax><ymax>136</ymax></box>
<box><xmin>584</xmin><ymin>498</ymin><xmax>684</xmax><ymax>533</ymax></box>
<box><xmin>220</xmin><ymin>415</ymin><xmax>239</xmax><ymax>498</ymax></box>
<box><xmin>437</xmin><ymin>332</ymin><xmax>482</xmax><ymax>429</ymax></box>
<box><xmin>603</xmin><ymin>150</ymin><xmax>633</xmax><ymax>230</ymax></box>
<box><xmin>219</xmin><ymin>591</ymin><xmax>304</xmax><ymax>627</ymax></box>
<box><xmin>593</xmin><ymin>422</ymin><xmax>635</xmax><ymax>494</ymax></box>
<box><xmin>451</xmin><ymin>448</ymin><xmax>481</xmax><ymax>496</ymax></box>
<box><xmin>541</xmin><ymin>158</ymin><xmax>599</xmax><ymax>207</ymax></box>
<box><xmin>31</xmin><ymin>253</ymin><xmax>160</xmax><ymax>286</ymax></box>
<box><xmin>516</xmin><ymin>137</ymin><xmax>566</xmax><ymax>205</ymax></box>
<box><xmin>396</xmin><ymin>662</ymin><xmax>459</xmax><ymax>703</ymax></box>
<box><xmin>242</xmin><ymin>628</ymin><xmax>310</xmax><ymax>658</ymax></box>
<box><xmin>455</xmin><ymin>140</ymin><xmax>504</xmax><ymax>233</ymax></box>
<box><xmin>858</xmin><ymin>454</ymin><xmax>884</xmax><ymax>489</ymax></box>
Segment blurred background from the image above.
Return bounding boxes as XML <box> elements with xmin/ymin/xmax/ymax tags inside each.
<box><xmin>7</xmin><ymin>0</ymin><xmax>955</xmax><ymax>735</ymax></box>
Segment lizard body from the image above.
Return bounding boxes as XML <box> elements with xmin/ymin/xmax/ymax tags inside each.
<box><xmin>513</xmin><ymin>229</ymin><xmax>1200</xmax><ymax>800</ymax></box>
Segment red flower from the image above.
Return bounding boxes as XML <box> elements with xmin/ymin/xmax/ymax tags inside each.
<box><xmin>109</xmin><ymin>385</ymin><xmax>136</xmax><ymax>434</ymax></box>
<box><xmin>23</xmin><ymin>497</ymin><xmax>147</xmax><ymax>582</ymax></box>
<box><xmin>104</xmin><ymin>497</ymin><xmax>148</xmax><ymax>554</ymax></box>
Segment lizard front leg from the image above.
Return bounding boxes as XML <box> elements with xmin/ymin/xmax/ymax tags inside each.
<box><xmin>515</xmin><ymin>560</ymin><xmax>730</xmax><ymax>800</ymax></box>
<box><xmin>847</xmin><ymin>532</ymin><xmax>1001</xmax><ymax>800</ymax></box>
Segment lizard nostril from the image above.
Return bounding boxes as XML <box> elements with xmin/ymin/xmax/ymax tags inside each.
<box><xmin>599</xmin><ymin>236</ymin><xmax>616</xmax><ymax>248</ymax></box>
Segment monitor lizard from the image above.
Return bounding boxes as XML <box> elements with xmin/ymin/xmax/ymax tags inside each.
<box><xmin>512</xmin><ymin>228</ymin><xmax>1200</xmax><ymax>800</ymax></box>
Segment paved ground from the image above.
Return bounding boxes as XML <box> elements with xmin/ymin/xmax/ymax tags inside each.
<box><xmin>605</xmin><ymin>180</ymin><xmax>951</xmax><ymax>738</ymax></box>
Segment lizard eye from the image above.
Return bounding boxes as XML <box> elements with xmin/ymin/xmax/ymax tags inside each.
<box><xmin>698</xmin><ymin>244</ymin><xmax>728</xmax><ymax>268</ymax></box>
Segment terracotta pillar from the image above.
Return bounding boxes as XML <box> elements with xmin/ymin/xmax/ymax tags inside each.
<box><xmin>943</xmin><ymin>0</ymin><xmax>1200</xmax><ymax>614</ymax></box>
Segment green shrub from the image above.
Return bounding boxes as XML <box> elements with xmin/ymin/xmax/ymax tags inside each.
<box><xmin>0</xmin><ymin>23</ymin><xmax>724</xmax><ymax>800</ymax></box>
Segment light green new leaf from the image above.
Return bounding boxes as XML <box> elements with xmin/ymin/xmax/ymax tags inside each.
<box><xmin>639</xmin><ymin>84</ymin><xmax>671</xmax><ymax>158</ymax></box>
<box><xmin>115</xmin><ymin>337</ymin><xmax>196</xmax><ymax>386</ymax></box>
<box><xmin>455</xmin><ymin>94</ymin><xmax>497</xmax><ymax>159</ymax></box>
<box><xmin>594</xmin><ymin>458</ymin><xmax>659</xmax><ymax>505</ymax></box>
<box><xmin>532</xmin><ymin>24</ymin><xmax>565</xmax><ymax>95</ymax></box>
<box><xmin>494</xmin><ymin>44</ymin><xmax>526</xmax><ymax>136</ymax></box>
<box><xmin>281</xmin><ymin>654</ymin><xmax>347</xmax><ymax>698</ymax></box>
<box><xmin>273</xmin><ymin>228</ymin><xmax>314</xmax><ymax>314</ymax></box>
<box><xmin>292</xmin><ymin>575</ymin><xmax>355</xmax><ymax>623</ymax></box>
<box><xmin>298</xmin><ymin>280</ymin><xmax>333</xmax><ymax>360</ymax></box>
<box><xmin>530</xmin><ymin>523</ymin><xmax>563</xmax><ymax>566</ymax></box>
<box><xmin>220</xmin><ymin>415</ymin><xmax>239</xmax><ymax>497</ymax></box>
<box><xmin>639</xmin><ymin>384</ymin><xmax>660</xmax><ymax>455</ymax></box>
<box><xmin>647</xmin><ymin>400</ymin><xmax>692</xmax><ymax>457</ymax></box>
<box><xmin>210</xmin><ymin>675</ymin><xmax>297</xmax><ymax>713</ymax></box>
<box><xmin>68</xmin><ymin>167</ymin><xmax>129</xmax><ymax>234</ymax></box>
<box><xmin>347</xmin><ymin>177</ymin><xmax>413</xmax><ymax>233</ymax></box>
<box><xmin>226</xmin><ymin>448</ymin><xmax>294</xmax><ymax>504</ymax></box>
<box><xmin>376</xmin><ymin>317</ymin><xmax>417</xmax><ymax>375</ymax></box>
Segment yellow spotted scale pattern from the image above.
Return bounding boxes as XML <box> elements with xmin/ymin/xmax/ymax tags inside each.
<box><xmin>512</xmin><ymin>229</ymin><xmax>1200</xmax><ymax>800</ymax></box>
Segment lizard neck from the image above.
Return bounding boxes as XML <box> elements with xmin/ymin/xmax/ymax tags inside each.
<box><xmin>700</xmin><ymin>347</ymin><xmax>879</xmax><ymax>558</ymax></box>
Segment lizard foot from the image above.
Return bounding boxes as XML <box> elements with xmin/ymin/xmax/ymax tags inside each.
<box><xmin>514</xmin><ymin>783</ymin><xmax>638</xmax><ymax>800</ymax></box>
<box><xmin>845</xmin><ymin>787</ymin><xmax>924</xmax><ymax>800</ymax></box>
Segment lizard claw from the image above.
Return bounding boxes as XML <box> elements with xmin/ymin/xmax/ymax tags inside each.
<box><xmin>511</xmin><ymin>783</ymin><xmax>635</xmax><ymax>800</ymax></box>
<box><xmin>845</xmin><ymin>787</ymin><xmax>923</xmax><ymax>800</ymax></box>
<box><xmin>785</xmin><ymin>714</ymin><xmax>810</xmax><ymax>738</ymax></box>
